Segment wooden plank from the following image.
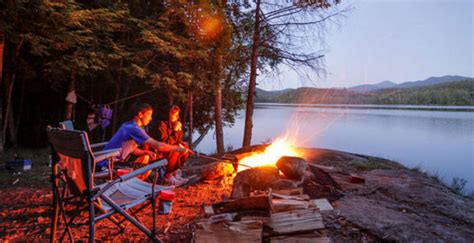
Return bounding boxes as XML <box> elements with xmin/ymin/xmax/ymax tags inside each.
<box><xmin>270</xmin><ymin>207</ymin><xmax>320</xmax><ymax>220</ymax></box>
<box><xmin>206</xmin><ymin>213</ymin><xmax>238</xmax><ymax>224</ymax></box>
<box><xmin>213</xmin><ymin>194</ymin><xmax>272</xmax><ymax>214</ymax></box>
<box><xmin>272</xmin><ymin>188</ymin><xmax>303</xmax><ymax>196</ymax></box>
<box><xmin>240</xmin><ymin>215</ymin><xmax>270</xmax><ymax>224</ymax></box>
<box><xmin>271</xmin><ymin>236</ymin><xmax>330</xmax><ymax>243</ymax></box>
<box><xmin>194</xmin><ymin>220</ymin><xmax>262</xmax><ymax>243</ymax></box>
<box><xmin>272</xmin><ymin>199</ymin><xmax>309</xmax><ymax>213</ymax></box>
<box><xmin>272</xmin><ymin>192</ymin><xmax>310</xmax><ymax>201</ymax></box>
<box><xmin>267</xmin><ymin>208</ymin><xmax>324</xmax><ymax>234</ymax></box>
<box><xmin>310</xmin><ymin>199</ymin><xmax>333</xmax><ymax>211</ymax></box>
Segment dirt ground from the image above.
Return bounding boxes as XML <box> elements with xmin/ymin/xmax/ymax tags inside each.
<box><xmin>0</xmin><ymin>156</ymin><xmax>231</xmax><ymax>242</ymax></box>
<box><xmin>1</xmin><ymin>146</ymin><xmax>473</xmax><ymax>242</ymax></box>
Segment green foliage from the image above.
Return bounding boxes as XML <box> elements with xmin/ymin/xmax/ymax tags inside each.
<box><xmin>0</xmin><ymin>1</ymin><xmax>258</xmax><ymax>147</ymax></box>
<box><xmin>373</xmin><ymin>80</ymin><xmax>474</xmax><ymax>105</ymax></box>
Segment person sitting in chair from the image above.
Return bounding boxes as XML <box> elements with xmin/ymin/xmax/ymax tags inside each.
<box><xmin>96</xmin><ymin>103</ymin><xmax>193</xmax><ymax>182</ymax></box>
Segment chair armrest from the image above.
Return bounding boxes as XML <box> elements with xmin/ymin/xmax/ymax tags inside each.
<box><xmin>93</xmin><ymin>148</ymin><xmax>121</xmax><ymax>163</ymax></box>
<box><xmin>93</xmin><ymin>159</ymin><xmax>168</xmax><ymax>200</ymax></box>
<box><xmin>118</xmin><ymin>159</ymin><xmax>167</xmax><ymax>182</ymax></box>
<box><xmin>91</xmin><ymin>142</ymin><xmax>108</xmax><ymax>149</ymax></box>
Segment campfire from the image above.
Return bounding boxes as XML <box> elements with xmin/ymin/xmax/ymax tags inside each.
<box><xmin>236</xmin><ymin>137</ymin><xmax>302</xmax><ymax>172</ymax></box>
<box><xmin>195</xmin><ymin>138</ymin><xmax>347</xmax><ymax>243</ymax></box>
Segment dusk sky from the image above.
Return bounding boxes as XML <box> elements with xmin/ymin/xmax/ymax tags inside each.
<box><xmin>257</xmin><ymin>0</ymin><xmax>473</xmax><ymax>91</ymax></box>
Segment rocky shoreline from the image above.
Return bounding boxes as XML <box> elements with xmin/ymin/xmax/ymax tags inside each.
<box><xmin>293</xmin><ymin>147</ymin><xmax>474</xmax><ymax>242</ymax></box>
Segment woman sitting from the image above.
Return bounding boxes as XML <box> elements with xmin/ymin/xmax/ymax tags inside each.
<box><xmin>153</xmin><ymin>105</ymin><xmax>191</xmax><ymax>185</ymax></box>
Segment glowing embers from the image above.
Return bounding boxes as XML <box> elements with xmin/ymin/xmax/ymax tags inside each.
<box><xmin>237</xmin><ymin>137</ymin><xmax>301</xmax><ymax>173</ymax></box>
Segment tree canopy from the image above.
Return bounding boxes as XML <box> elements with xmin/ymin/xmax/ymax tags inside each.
<box><xmin>0</xmin><ymin>0</ymin><xmax>342</xmax><ymax>150</ymax></box>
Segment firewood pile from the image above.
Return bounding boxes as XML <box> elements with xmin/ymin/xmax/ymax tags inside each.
<box><xmin>192</xmin><ymin>156</ymin><xmax>343</xmax><ymax>242</ymax></box>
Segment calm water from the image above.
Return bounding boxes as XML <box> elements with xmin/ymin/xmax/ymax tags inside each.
<box><xmin>195</xmin><ymin>103</ymin><xmax>474</xmax><ymax>191</ymax></box>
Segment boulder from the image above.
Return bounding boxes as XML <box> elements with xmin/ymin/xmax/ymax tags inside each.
<box><xmin>276</xmin><ymin>156</ymin><xmax>308</xmax><ymax>180</ymax></box>
<box><xmin>231</xmin><ymin>166</ymin><xmax>279</xmax><ymax>199</ymax></box>
<box><xmin>271</xmin><ymin>179</ymin><xmax>298</xmax><ymax>190</ymax></box>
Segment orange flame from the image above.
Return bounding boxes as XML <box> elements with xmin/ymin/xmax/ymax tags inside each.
<box><xmin>237</xmin><ymin>136</ymin><xmax>301</xmax><ymax>172</ymax></box>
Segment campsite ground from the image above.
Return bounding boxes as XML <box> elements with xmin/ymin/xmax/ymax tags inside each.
<box><xmin>1</xmin><ymin>147</ymin><xmax>473</xmax><ymax>242</ymax></box>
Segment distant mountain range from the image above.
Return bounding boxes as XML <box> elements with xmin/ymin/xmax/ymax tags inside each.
<box><xmin>348</xmin><ymin>75</ymin><xmax>473</xmax><ymax>92</ymax></box>
<box><xmin>255</xmin><ymin>76</ymin><xmax>474</xmax><ymax>106</ymax></box>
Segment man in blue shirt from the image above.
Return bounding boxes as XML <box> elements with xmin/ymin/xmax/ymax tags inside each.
<box><xmin>97</xmin><ymin>103</ymin><xmax>192</xmax><ymax>184</ymax></box>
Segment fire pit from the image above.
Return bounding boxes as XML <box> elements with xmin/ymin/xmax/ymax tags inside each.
<box><xmin>194</xmin><ymin>141</ymin><xmax>345</xmax><ymax>243</ymax></box>
<box><xmin>225</xmin><ymin>139</ymin><xmax>342</xmax><ymax>200</ymax></box>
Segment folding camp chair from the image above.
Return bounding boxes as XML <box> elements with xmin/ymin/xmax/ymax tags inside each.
<box><xmin>59</xmin><ymin>120</ymin><xmax>114</xmax><ymax>179</ymax></box>
<box><xmin>59</xmin><ymin>120</ymin><xmax>108</xmax><ymax>150</ymax></box>
<box><xmin>47</xmin><ymin>127</ymin><xmax>173</xmax><ymax>242</ymax></box>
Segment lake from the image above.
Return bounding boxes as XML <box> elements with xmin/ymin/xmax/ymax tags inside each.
<box><xmin>194</xmin><ymin>103</ymin><xmax>474</xmax><ymax>192</ymax></box>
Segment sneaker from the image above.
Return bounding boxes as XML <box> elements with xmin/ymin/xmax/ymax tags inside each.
<box><xmin>175</xmin><ymin>175</ymin><xmax>189</xmax><ymax>184</ymax></box>
<box><xmin>173</xmin><ymin>170</ymin><xmax>184</xmax><ymax>180</ymax></box>
<box><xmin>164</xmin><ymin>175</ymin><xmax>185</xmax><ymax>186</ymax></box>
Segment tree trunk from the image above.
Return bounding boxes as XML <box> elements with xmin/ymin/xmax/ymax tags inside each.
<box><xmin>12</xmin><ymin>78</ymin><xmax>26</xmax><ymax>143</ymax></box>
<box><xmin>111</xmin><ymin>60</ymin><xmax>123</xmax><ymax>132</ymax></box>
<box><xmin>3</xmin><ymin>73</ymin><xmax>15</xmax><ymax>147</ymax></box>
<box><xmin>7</xmin><ymin>99</ymin><xmax>16</xmax><ymax>145</ymax></box>
<box><xmin>242</xmin><ymin>0</ymin><xmax>261</xmax><ymax>147</ymax></box>
<box><xmin>0</xmin><ymin>32</ymin><xmax>4</xmax><ymax>88</ymax></box>
<box><xmin>64</xmin><ymin>71</ymin><xmax>76</xmax><ymax>121</ymax></box>
<box><xmin>118</xmin><ymin>77</ymin><xmax>131</xmax><ymax>116</ymax></box>
<box><xmin>187</xmin><ymin>90</ymin><xmax>193</xmax><ymax>146</ymax></box>
<box><xmin>0</xmin><ymin>32</ymin><xmax>4</xmax><ymax>151</ymax></box>
<box><xmin>214</xmin><ymin>55</ymin><xmax>224</xmax><ymax>154</ymax></box>
<box><xmin>167</xmin><ymin>92</ymin><xmax>174</xmax><ymax>106</ymax></box>
<box><xmin>2</xmin><ymin>38</ymin><xmax>23</xmax><ymax>149</ymax></box>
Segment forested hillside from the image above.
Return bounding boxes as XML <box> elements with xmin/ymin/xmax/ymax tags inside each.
<box><xmin>256</xmin><ymin>80</ymin><xmax>474</xmax><ymax>105</ymax></box>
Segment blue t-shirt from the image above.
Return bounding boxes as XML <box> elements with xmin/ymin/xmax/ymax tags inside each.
<box><xmin>96</xmin><ymin>121</ymin><xmax>150</xmax><ymax>167</ymax></box>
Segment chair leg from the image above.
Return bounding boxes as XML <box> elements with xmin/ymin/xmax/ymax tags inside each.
<box><xmin>59</xmin><ymin>202</ymin><xmax>85</xmax><ymax>242</ymax></box>
<box><xmin>100</xmin><ymin>195</ymin><xmax>161</xmax><ymax>242</ymax></box>
<box><xmin>89</xmin><ymin>199</ymin><xmax>95</xmax><ymax>243</ymax></box>
<box><xmin>51</xmin><ymin>174</ymin><xmax>73</xmax><ymax>242</ymax></box>
<box><xmin>108</xmin><ymin>216</ymin><xmax>125</xmax><ymax>231</ymax></box>
<box><xmin>58</xmin><ymin>183</ymin><xmax>74</xmax><ymax>242</ymax></box>
<box><xmin>50</xmin><ymin>181</ymin><xmax>60</xmax><ymax>242</ymax></box>
<box><xmin>151</xmin><ymin>170</ymin><xmax>159</xmax><ymax>238</ymax></box>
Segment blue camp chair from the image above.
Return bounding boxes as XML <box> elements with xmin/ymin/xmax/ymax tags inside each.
<box><xmin>59</xmin><ymin>120</ymin><xmax>108</xmax><ymax>150</ymax></box>
<box><xmin>47</xmin><ymin>127</ymin><xmax>172</xmax><ymax>242</ymax></box>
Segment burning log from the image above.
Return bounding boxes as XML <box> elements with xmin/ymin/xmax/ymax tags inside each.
<box><xmin>202</xmin><ymin>161</ymin><xmax>235</xmax><ymax>180</ymax></box>
<box><xmin>276</xmin><ymin>156</ymin><xmax>308</xmax><ymax>180</ymax></box>
<box><xmin>231</xmin><ymin>166</ymin><xmax>279</xmax><ymax>199</ymax></box>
